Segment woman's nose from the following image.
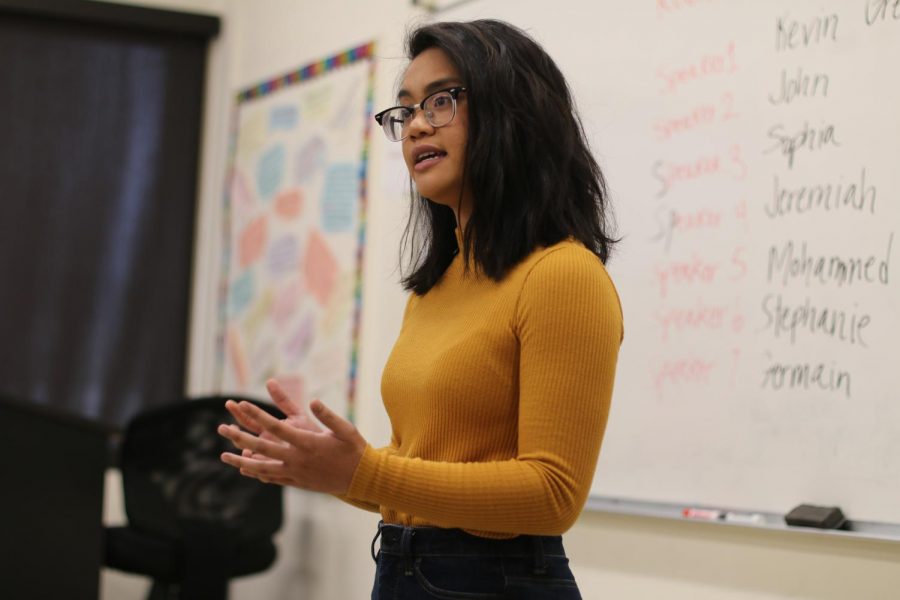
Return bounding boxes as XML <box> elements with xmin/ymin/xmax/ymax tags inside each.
<box><xmin>406</xmin><ymin>107</ymin><xmax>434</xmax><ymax>139</ymax></box>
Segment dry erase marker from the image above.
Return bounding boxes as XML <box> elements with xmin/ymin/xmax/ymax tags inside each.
<box><xmin>682</xmin><ymin>508</ymin><xmax>723</xmax><ymax>520</ymax></box>
<box><xmin>724</xmin><ymin>511</ymin><xmax>765</xmax><ymax>525</ymax></box>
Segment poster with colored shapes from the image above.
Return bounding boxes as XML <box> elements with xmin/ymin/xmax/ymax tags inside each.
<box><xmin>219</xmin><ymin>44</ymin><xmax>374</xmax><ymax>419</ymax></box>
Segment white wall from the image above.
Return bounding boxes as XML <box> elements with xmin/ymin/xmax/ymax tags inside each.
<box><xmin>100</xmin><ymin>1</ymin><xmax>900</xmax><ymax>598</ymax></box>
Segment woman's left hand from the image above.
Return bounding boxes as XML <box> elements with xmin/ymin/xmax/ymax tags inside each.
<box><xmin>218</xmin><ymin>399</ymin><xmax>366</xmax><ymax>495</ymax></box>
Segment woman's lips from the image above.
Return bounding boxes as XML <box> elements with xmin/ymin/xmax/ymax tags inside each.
<box><xmin>414</xmin><ymin>153</ymin><xmax>445</xmax><ymax>172</ymax></box>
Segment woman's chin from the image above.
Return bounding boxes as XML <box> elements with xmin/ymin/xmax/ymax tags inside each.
<box><xmin>415</xmin><ymin>184</ymin><xmax>451</xmax><ymax>205</ymax></box>
<box><xmin>411</xmin><ymin>175</ymin><xmax>464</xmax><ymax>209</ymax></box>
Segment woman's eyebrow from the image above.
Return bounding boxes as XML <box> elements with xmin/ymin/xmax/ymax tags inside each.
<box><xmin>397</xmin><ymin>77</ymin><xmax>463</xmax><ymax>101</ymax></box>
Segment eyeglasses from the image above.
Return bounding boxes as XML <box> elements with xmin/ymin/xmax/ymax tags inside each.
<box><xmin>374</xmin><ymin>87</ymin><xmax>467</xmax><ymax>142</ymax></box>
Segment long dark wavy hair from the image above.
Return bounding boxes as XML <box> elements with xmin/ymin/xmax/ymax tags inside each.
<box><xmin>399</xmin><ymin>19</ymin><xmax>617</xmax><ymax>295</ymax></box>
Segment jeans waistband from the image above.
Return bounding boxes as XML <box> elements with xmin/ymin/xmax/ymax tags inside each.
<box><xmin>372</xmin><ymin>522</ymin><xmax>565</xmax><ymax>576</ymax></box>
<box><xmin>376</xmin><ymin>523</ymin><xmax>566</xmax><ymax>556</ymax></box>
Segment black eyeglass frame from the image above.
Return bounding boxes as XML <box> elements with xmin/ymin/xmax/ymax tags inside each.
<box><xmin>374</xmin><ymin>86</ymin><xmax>468</xmax><ymax>142</ymax></box>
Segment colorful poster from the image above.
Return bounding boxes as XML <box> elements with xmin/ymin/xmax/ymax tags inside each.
<box><xmin>218</xmin><ymin>44</ymin><xmax>374</xmax><ymax>419</ymax></box>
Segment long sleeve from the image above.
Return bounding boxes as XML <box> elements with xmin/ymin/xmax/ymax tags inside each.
<box><xmin>333</xmin><ymin>435</ymin><xmax>401</xmax><ymax>513</ymax></box>
<box><xmin>344</xmin><ymin>244</ymin><xmax>623</xmax><ymax>536</ymax></box>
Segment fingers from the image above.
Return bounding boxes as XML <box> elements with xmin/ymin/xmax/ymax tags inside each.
<box><xmin>218</xmin><ymin>423</ymin><xmax>291</xmax><ymax>461</ymax></box>
<box><xmin>235</xmin><ymin>400</ymin><xmax>308</xmax><ymax>447</ymax></box>
<box><xmin>266</xmin><ymin>379</ymin><xmax>301</xmax><ymax>417</ymax></box>
<box><xmin>292</xmin><ymin>413</ymin><xmax>323</xmax><ymax>433</ymax></box>
<box><xmin>236</xmin><ymin>459</ymin><xmax>290</xmax><ymax>486</ymax></box>
<box><xmin>225</xmin><ymin>399</ymin><xmax>264</xmax><ymax>434</ymax></box>
<box><xmin>220</xmin><ymin>451</ymin><xmax>282</xmax><ymax>479</ymax></box>
<box><xmin>262</xmin><ymin>381</ymin><xmax>324</xmax><ymax>433</ymax></box>
<box><xmin>243</xmin><ymin>444</ymin><xmax>278</xmax><ymax>461</ymax></box>
<box><xmin>310</xmin><ymin>400</ymin><xmax>358</xmax><ymax>441</ymax></box>
<box><xmin>220</xmin><ymin>399</ymin><xmax>365</xmax><ymax>495</ymax></box>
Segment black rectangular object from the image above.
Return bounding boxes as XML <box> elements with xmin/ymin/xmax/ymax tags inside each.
<box><xmin>0</xmin><ymin>396</ymin><xmax>113</xmax><ymax>598</ymax></box>
<box><xmin>785</xmin><ymin>504</ymin><xmax>847</xmax><ymax>529</ymax></box>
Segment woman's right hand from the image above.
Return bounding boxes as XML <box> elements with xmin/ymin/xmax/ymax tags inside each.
<box><xmin>226</xmin><ymin>379</ymin><xmax>322</xmax><ymax>465</ymax></box>
<box><xmin>221</xmin><ymin>380</ymin><xmax>366</xmax><ymax>492</ymax></box>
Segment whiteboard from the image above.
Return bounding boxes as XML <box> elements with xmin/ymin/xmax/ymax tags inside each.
<box><xmin>438</xmin><ymin>0</ymin><xmax>900</xmax><ymax>523</ymax></box>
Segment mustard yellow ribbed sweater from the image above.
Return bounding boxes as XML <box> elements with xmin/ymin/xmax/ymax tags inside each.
<box><xmin>345</xmin><ymin>237</ymin><xmax>623</xmax><ymax>538</ymax></box>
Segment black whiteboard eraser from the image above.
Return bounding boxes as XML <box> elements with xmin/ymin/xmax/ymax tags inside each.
<box><xmin>785</xmin><ymin>504</ymin><xmax>846</xmax><ymax>529</ymax></box>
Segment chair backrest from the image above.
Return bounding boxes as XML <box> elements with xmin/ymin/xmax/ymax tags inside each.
<box><xmin>119</xmin><ymin>396</ymin><xmax>283</xmax><ymax>541</ymax></box>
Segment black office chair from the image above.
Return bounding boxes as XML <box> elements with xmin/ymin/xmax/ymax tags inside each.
<box><xmin>104</xmin><ymin>396</ymin><xmax>284</xmax><ymax>600</ymax></box>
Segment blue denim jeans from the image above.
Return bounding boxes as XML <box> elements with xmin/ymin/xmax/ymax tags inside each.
<box><xmin>371</xmin><ymin>522</ymin><xmax>582</xmax><ymax>599</ymax></box>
